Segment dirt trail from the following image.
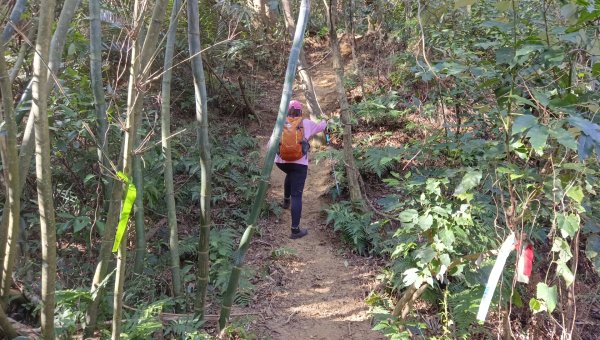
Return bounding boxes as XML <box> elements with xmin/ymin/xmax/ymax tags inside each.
<box><xmin>248</xmin><ymin>57</ymin><xmax>384</xmax><ymax>339</ymax></box>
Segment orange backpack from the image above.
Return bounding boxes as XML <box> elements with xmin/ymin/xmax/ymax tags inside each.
<box><xmin>279</xmin><ymin>117</ymin><xmax>307</xmax><ymax>161</ymax></box>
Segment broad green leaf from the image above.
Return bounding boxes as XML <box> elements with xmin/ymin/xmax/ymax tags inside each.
<box><xmin>566</xmin><ymin>185</ymin><xmax>584</xmax><ymax>204</ymax></box>
<box><xmin>112</xmin><ymin>172</ymin><xmax>137</xmax><ymax>252</ymax></box>
<box><xmin>557</xmin><ymin>213</ymin><xmax>580</xmax><ymax>238</ymax></box>
<box><xmin>526</xmin><ymin>125</ymin><xmax>549</xmax><ymax>154</ymax></box>
<box><xmin>399</xmin><ymin>209</ymin><xmax>419</xmax><ymax>223</ymax></box>
<box><xmin>515</xmin><ymin>44</ymin><xmax>544</xmax><ymax>57</ymax></box>
<box><xmin>495</xmin><ymin>47</ymin><xmax>514</xmax><ymax>65</ymax></box>
<box><xmin>509</xmin><ymin>94</ymin><xmax>536</xmax><ymax>107</ymax></box>
<box><xmin>454</xmin><ymin>170</ymin><xmax>482</xmax><ymax>197</ymax></box>
<box><xmin>556</xmin><ymin>262</ymin><xmax>575</xmax><ymax>286</ymax></box>
<box><xmin>415</xmin><ymin>246</ymin><xmax>436</xmax><ymax>264</ymax></box>
<box><xmin>439</xmin><ymin>253</ymin><xmax>451</xmax><ymax>267</ymax></box>
<box><xmin>402</xmin><ymin>268</ymin><xmax>420</xmax><ymax>287</ymax></box>
<box><xmin>73</xmin><ymin>216</ymin><xmax>91</xmax><ymax>233</ymax></box>
<box><xmin>551</xmin><ymin>237</ymin><xmax>572</xmax><ymax>261</ymax></box>
<box><xmin>550</xmin><ymin>128</ymin><xmax>578</xmax><ymax>150</ymax></box>
<box><xmin>455</xmin><ymin>0</ymin><xmax>477</xmax><ymax>8</ymax></box>
<box><xmin>529</xmin><ymin>298</ymin><xmax>544</xmax><ymax>313</ymax></box>
<box><xmin>536</xmin><ymin>283</ymin><xmax>557</xmax><ymax>313</ymax></box>
<box><xmin>512</xmin><ymin>114</ymin><xmax>538</xmax><ymax>135</ymax></box>
<box><xmin>439</xmin><ymin>229</ymin><xmax>456</xmax><ymax>249</ymax></box>
<box><xmin>418</xmin><ymin>214</ymin><xmax>433</xmax><ymax>230</ymax></box>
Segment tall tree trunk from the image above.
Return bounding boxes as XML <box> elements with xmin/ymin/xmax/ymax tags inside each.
<box><xmin>325</xmin><ymin>0</ymin><xmax>363</xmax><ymax>206</ymax></box>
<box><xmin>88</xmin><ymin>0</ymin><xmax>111</xmax><ymax>212</ymax></box>
<box><xmin>218</xmin><ymin>0</ymin><xmax>310</xmax><ymax>330</ymax></box>
<box><xmin>162</xmin><ymin>0</ymin><xmax>183</xmax><ymax>298</ymax></box>
<box><xmin>111</xmin><ymin>1</ymin><xmax>168</xmax><ymax>337</ymax></box>
<box><xmin>132</xmin><ymin>139</ymin><xmax>146</xmax><ymax>274</ymax></box>
<box><xmin>347</xmin><ymin>0</ymin><xmax>364</xmax><ymax>96</ymax></box>
<box><xmin>187</xmin><ymin>0</ymin><xmax>212</xmax><ymax>321</ymax></box>
<box><xmin>281</xmin><ymin>0</ymin><xmax>322</xmax><ymax>120</ymax></box>
<box><xmin>0</xmin><ymin>0</ymin><xmax>28</xmax><ymax>296</ymax></box>
<box><xmin>0</xmin><ymin>0</ymin><xmax>80</xmax><ymax>302</ymax></box>
<box><xmin>31</xmin><ymin>0</ymin><xmax>58</xmax><ymax>337</ymax></box>
<box><xmin>0</xmin><ymin>0</ymin><xmax>28</xmax><ymax>44</ymax></box>
<box><xmin>0</xmin><ymin>26</ymin><xmax>21</xmax><ymax>307</ymax></box>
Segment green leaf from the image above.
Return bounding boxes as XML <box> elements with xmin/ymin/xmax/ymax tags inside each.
<box><xmin>585</xmin><ymin>235</ymin><xmax>600</xmax><ymax>275</ymax></box>
<box><xmin>529</xmin><ymin>298</ymin><xmax>544</xmax><ymax>313</ymax></box>
<box><xmin>509</xmin><ymin>94</ymin><xmax>537</xmax><ymax>107</ymax></box>
<box><xmin>454</xmin><ymin>170</ymin><xmax>482</xmax><ymax>197</ymax></box>
<box><xmin>557</xmin><ymin>213</ymin><xmax>580</xmax><ymax>238</ymax></box>
<box><xmin>418</xmin><ymin>214</ymin><xmax>433</xmax><ymax>230</ymax></box>
<box><xmin>566</xmin><ymin>185</ymin><xmax>584</xmax><ymax>204</ymax></box>
<box><xmin>556</xmin><ymin>262</ymin><xmax>575</xmax><ymax>287</ymax></box>
<box><xmin>495</xmin><ymin>47</ymin><xmax>514</xmax><ymax>65</ymax></box>
<box><xmin>550</xmin><ymin>128</ymin><xmax>578</xmax><ymax>150</ymax></box>
<box><xmin>512</xmin><ymin>114</ymin><xmax>538</xmax><ymax>135</ymax></box>
<box><xmin>415</xmin><ymin>246</ymin><xmax>436</xmax><ymax>264</ymax></box>
<box><xmin>399</xmin><ymin>209</ymin><xmax>418</xmax><ymax>223</ymax></box>
<box><xmin>551</xmin><ymin>237</ymin><xmax>572</xmax><ymax>261</ymax></box>
<box><xmin>526</xmin><ymin>125</ymin><xmax>549</xmax><ymax>154</ymax></box>
<box><xmin>515</xmin><ymin>44</ymin><xmax>544</xmax><ymax>57</ymax></box>
<box><xmin>112</xmin><ymin>172</ymin><xmax>137</xmax><ymax>252</ymax></box>
<box><xmin>593</xmin><ymin>63</ymin><xmax>600</xmax><ymax>77</ymax></box>
<box><xmin>536</xmin><ymin>283</ymin><xmax>557</xmax><ymax>313</ymax></box>
<box><xmin>454</xmin><ymin>0</ymin><xmax>477</xmax><ymax>8</ymax></box>
<box><xmin>439</xmin><ymin>229</ymin><xmax>456</xmax><ymax>249</ymax></box>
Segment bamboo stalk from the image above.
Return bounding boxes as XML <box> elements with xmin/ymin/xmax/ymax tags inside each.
<box><xmin>31</xmin><ymin>0</ymin><xmax>58</xmax><ymax>336</ymax></box>
<box><xmin>187</xmin><ymin>0</ymin><xmax>212</xmax><ymax>321</ymax></box>
<box><xmin>218</xmin><ymin>0</ymin><xmax>311</xmax><ymax>330</ymax></box>
<box><xmin>161</xmin><ymin>0</ymin><xmax>184</xmax><ymax>299</ymax></box>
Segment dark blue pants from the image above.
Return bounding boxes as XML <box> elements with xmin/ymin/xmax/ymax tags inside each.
<box><xmin>276</xmin><ymin>163</ymin><xmax>308</xmax><ymax>228</ymax></box>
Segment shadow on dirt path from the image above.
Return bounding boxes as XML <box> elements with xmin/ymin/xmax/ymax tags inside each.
<box><xmin>245</xmin><ymin>55</ymin><xmax>384</xmax><ymax>340</ymax></box>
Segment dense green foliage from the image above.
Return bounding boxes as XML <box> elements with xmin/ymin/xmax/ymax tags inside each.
<box><xmin>1</xmin><ymin>0</ymin><xmax>599</xmax><ymax>338</ymax></box>
<box><xmin>321</xmin><ymin>0</ymin><xmax>600</xmax><ymax>338</ymax></box>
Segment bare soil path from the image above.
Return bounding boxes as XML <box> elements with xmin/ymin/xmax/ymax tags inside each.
<box><xmin>244</xmin><ymin>55</ymin><xmax>384</xmax><ymax>340</ymax></box>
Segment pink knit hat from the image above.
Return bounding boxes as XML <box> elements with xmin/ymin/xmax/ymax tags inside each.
<box><xmin>288</xmin><ymin>100</ymin><xmax>303</xmax><ymax>111</ymax></box>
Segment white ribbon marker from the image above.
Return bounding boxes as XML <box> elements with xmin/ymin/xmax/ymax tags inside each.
<box><xmin>476</xmin><ymin>232</ymin><xmax>515</xmax><ymax>322</ymax></box>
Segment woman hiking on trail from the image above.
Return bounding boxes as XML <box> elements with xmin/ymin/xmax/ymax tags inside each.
<box><xmin>274</xmin><ymin>99</ymin><xmax>327</xmax><ymax>239</ymax></box>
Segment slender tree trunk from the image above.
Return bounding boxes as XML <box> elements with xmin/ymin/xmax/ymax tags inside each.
<box><xmin>281</xmin><ymin>0</ymin><xmax>322</xmax><ymax>120</ymax></box>
<box><xmin>218</xmin><ymin>0</ymin><xmax>310</xmax><ymax>330</ymax></box>
<box><xmin>0</xmin><ymin>0</ymin><xmax>28</xmax><ymax>44</ymax></box>
<box><xmin>325</xmin><ymin>0</ymin><xmax>363</xmax><ymax>205</ymax></box>
<box><xmin>31</xmin><ymin>0</ymin><xmax>58</xmax><ymax>337</ymax></box>
<box><xmin>162</xmin><ymin>0</ymin><xmax>183</xmax><ymax>298</ymax></box>
<box><xmin>0</xmin><ymin>0</ymin><xmax>28</xmax><ymax>295</ymax></box>
<box><xmin>132</xmin><ymin>141</ymin><xmax>146</xmax><ymax>274</ymax></box>
<box><xmin>0</xmin><ymin>31</ymin><xmax>21</xmax><ymax>307</ymax></box>
<box><xmin>347</xmin><ymin>0</ymin><xmax>364</xmax><ymax>96</ymax></box>
<box><xmin>187</xmin><ymin>0</ymin><xmax>212</xmax><ymax>321</ymax></box>
<box><xmin>88</xmin><ymin>0</ymin><xmax>111</xmax><ymax>212</ymax></box>
<box><xmin>0</xmin><ymin>0</ymin><xmax>80</xmax><ymax>302</ymax></box>
<box><xmin>111</xmin><ymin>1</ymin><xmax>168</xmax><ymax>337</ymax></box>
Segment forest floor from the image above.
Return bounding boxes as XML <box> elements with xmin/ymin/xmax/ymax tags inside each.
<box><xmin>238</xmin><ymin>52</ymin><xmax>385</xmax><ymax>339</ymax></box>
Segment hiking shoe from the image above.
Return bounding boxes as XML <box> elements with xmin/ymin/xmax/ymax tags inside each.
<box><xmin>290</xmin><ymin>228</ymin><xmax>308</xmax><ymax>239</ymax></box>
<box><xmin>282</xmin><ymin>197</ymin><xmax>290</xmax><ymax>209</ymax></box>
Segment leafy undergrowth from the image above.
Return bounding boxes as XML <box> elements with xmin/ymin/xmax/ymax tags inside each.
<box><xmin>316</xmin><ymin>1</ymin><xmax>600</xmax><ymax>339</ymax></box>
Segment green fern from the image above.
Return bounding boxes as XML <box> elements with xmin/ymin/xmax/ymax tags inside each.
<box><xmin>358</xmin><ymin>146</ymin><xmax>405</xmax><ymax>177</ymax></box>
<box><xmin>324</xmin><ymin>201</ymin><xmax>374</xmax><ymax>255</ymax></box>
